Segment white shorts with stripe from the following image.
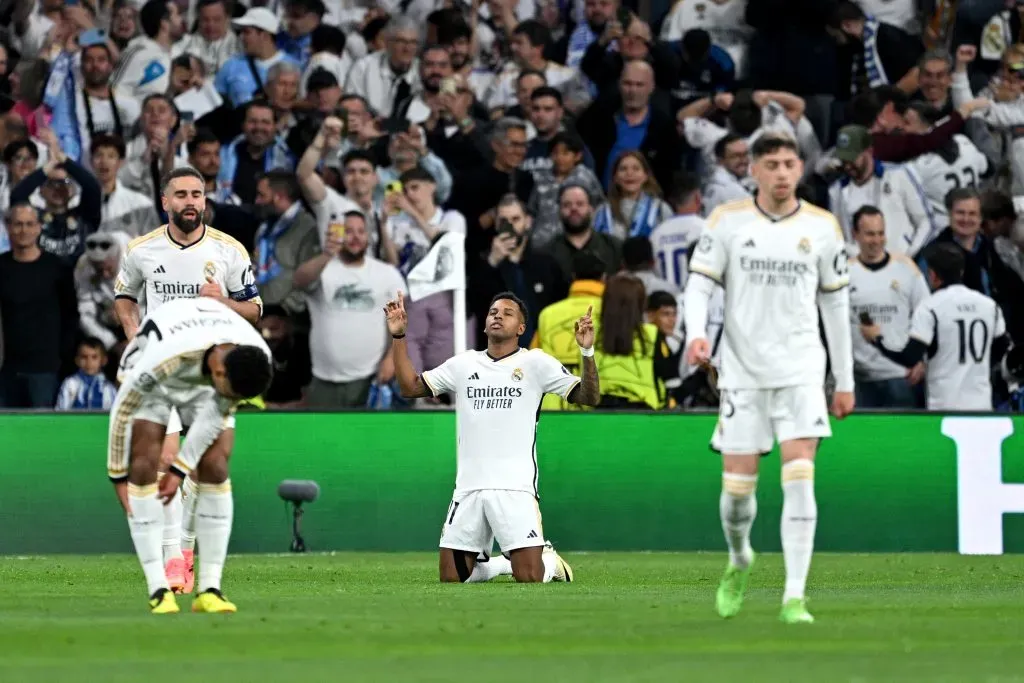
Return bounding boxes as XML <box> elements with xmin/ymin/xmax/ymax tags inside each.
<box><xmin>439</xmin><ymin>490</ymin><xmax>547</xmax><ymax>554</ymax></box>
<box><xmin>711</xmin><ymin>384</ymin><xmax>831</xmax><ymax>455</ymax></box>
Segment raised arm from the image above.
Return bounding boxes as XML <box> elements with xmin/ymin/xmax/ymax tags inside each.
<box><xmin>384</xmin><ymin>291</ymin><xmax>433</xmax><ymax>398</ymax></box>
<box><xmin>566</xmin><ymin>305</ymin><xmax>600</xmax><ymax>406</ymax></box>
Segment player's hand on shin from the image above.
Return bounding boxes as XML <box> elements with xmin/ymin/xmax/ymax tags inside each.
<box><xmin>199</xmin><ymin>276</ymin><xmax>223</xmax><ymax>298</ymax></box>
<box><xmin>831</xmin><ymin>391</ymin><xmax>855</xmax><ymax>420</ymax></box>
<box><xmin>685</xmin><ymin>338</ymin><xmax>711</xmax><ymax>366</ymax></box>
<box><xmin>157</xmin><ymin>471</ymin><xmax>183</xmax><ymax>505</ymax></box>
<box><xmin>383</xmin><ymin>290</ymin><xmax>408</xmax><ymax>336</ymax></box>
<box><xmin>574</xmin><ymin>305</ymin><xmax>595</xmax><ymax>348</ymax></box>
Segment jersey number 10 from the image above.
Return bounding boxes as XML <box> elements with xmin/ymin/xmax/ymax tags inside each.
<box><xmin>955</xmin><ymin>318</ymin><xmax>988</xmax><ymax>364</ymax></box>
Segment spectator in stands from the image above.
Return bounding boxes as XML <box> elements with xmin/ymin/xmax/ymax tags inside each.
<box><xmin>188</xmin><ymin>128</ymin><xmax>229</xmax><ymax>201</ymax></box>
<box><xmin>912</xmin><ymin>49</ymin><xmax>955</xmax><ymax>118</ymax></box>
<box><xmin>266</xmin><ymin>62</ymin><xmax>303</xmax><ymax>136</ymax></box>
<box><xmin>69</xmin><ymin>35</ymin><xmax>141</xmax><ymax>164</ymax></box>
<box><xmin>661</xmin><ymin>0</ymin><xmax>752</xmax><ymax>79</ymax></box>
<box><xmin>577</xmin><ymin>60</ymin><xmax>682</xmax><ymax>193</ymax></box>
<box><xmin>827</xmin><ymin>124</ymin><xmax>934</xmax><ymax>256</ymax></box>
<box><xmin>504</xmin><ymin>70</ymin><xmax>547</xmax><ymax>124</ymax></box>
<box><xmin>649</xmin><ymin>172</ymin><xmax>705</xmax><ymax>290</ymax></box>
<box><xmin>1</xmin><ymin>139</ymin><xmax>40</xmax><ymax>218</ymax></box>
<box><xmin>173</xmin><ymin>0</ymin><xmax>241</xmax><ymax>78</ymax></box>
<box><xmin>0</xmin><ymin>203</ymin><xmax>77</xmax><ymax>408</ymax></box>
<box><xmin>702</xmin><ymin>133</ymin><xmax>751</xmax><ymax>214</ymax></box>
<box><xmin>112</xmin><ymin>0</ymin><xmax>184</xmax><ymax>100</ymax></box>
<box><xmin>528</xmin><ymin>131</ymin><xmax>604</xmax><ymax>249</ymax></box>
<box><xmin>345</xmin><ymin>17</ymin><xmax>421</xmax><ymax>118</ymax></box>
<box><xmin>470</xmin><ymin>195</ymin><xmax>567</xmax><ymax>350</ymax></box>
<box><xmin>279</xmin><ymin>0</ymin><xmax>325</xmax><ymax>70</ymax></box>
<box><xmin>90</xmin><ymin>134</ymin><xmax>160</xmax><ymax>238</ymax></box>
<box><xmin>489</xmin><ymin>20</ymin><xmax>589</xmax><ymax>113</ymax></box>
<box><xmin>394</xmin><ymin>45</ymin><xmax>452</xmax><ymax>127</ymax></box>
<box><xmin>535</xmin><ymin>251</ymin><xmax>607</xmax><ymax>410</ymax></box>
<box><xmin>622</xmin><ymin>236</ymin><xmax>678</xmax><ymax>296</ymax></box>
<box><xmin>294</xmin><ymin>210</ymin><xmax>406</xmax><ymax>408</ymax></box>
<box><xmin>258</xmin><ymin>306</ymin><xmax>312</xmax><ymax>407</ymax></box>
<box><xmin>566</xmin><ymin>0</ymin><xmax>620</xmax><ymax>84</ymax></box>
<box><xmin>376</xmin><ymin>127</ymin><xmax>453</xmax><ymax>206</ymax></box>
<box><xmin>595</xmin><ymin>150</ymin><xmax>673</xmax><ymax>239</ymax></box>
<box><xmin>217</xmin><ymin>99</ymin><xmax>295</xmax><ymax>206</ymax></box>
<box><xmin>303</xmin><ymin>69</ymin><xmax>344</xmax><ymax>117</ymax></box>
<box><xmin>110</xmin><ymin>1</ymin><xmax>141</xmax><ymax>51</ymax></box>
<box><xmin>828</xmin><ymin>1</ymin><xmax>922</xmax><ymax>97</ymax></box>
<box><xmin>54</xmin><ymin>337</ymin><xmax>117</xmax><ymax>411</ymax></box>
<box><xmin>300</xmin><ymin>25</ymin><xmax>351</xmax><ymax>97</ymax></box>
<box><xmin>75</xmin><ymin>231</ymin><xmax>130</xmax><ymax>354</ymax></box>
<box><xmin>593</xmin><ymin>273</ymin><xmax>666</xmax><ymax>410</ymax></box>
<box><xmin>216</xmin><ymin>8</ymin><xmax>299</xmax><ymax>108</ymax></box>
<box><xmin>524</xmin><ymin>87</ymin><xmax>595</xmax><ymax>174</ymax></box>
<box><xmin>254</xmin><ymin>170</ymin><xmax>320</xmax><ymax>318</ymax></box>
<box><xmin>550</xmin><ymin>184</ymin><xmax>621</xmax><ymax>281</ymax></box>
<box><xmin>12</xmin><ymin>130</ymin><xmax>102</xmax><ymax>266</ymax></box>
<box><xmin>668</xmin><ymin>29</ymin><xmax>735</xmax><ymax>109</ymax></box>
<box><xmin>119</xmin><ymin>94</ymin><xmax>189</xmax><ymax>200</ymax></box>
<box><xmin>169</xmin><ymin>54</ymin><xmax>206</xmax><ymax>98</ymax></box>
<box><xmin>582</xmin><ymin>14</ymin><xmax>677</xmax><ymax>99</ymax></box>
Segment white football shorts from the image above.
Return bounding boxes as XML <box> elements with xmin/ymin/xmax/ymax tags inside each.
<box><xmin>439</xmin><ymin>490</ymin><xmax>546</xmax><ymax>554</ymax></box>
<box><xmin>711</xmin><ymin>384</ymin><xmax>831</xmax><ymax>455</ymax></box>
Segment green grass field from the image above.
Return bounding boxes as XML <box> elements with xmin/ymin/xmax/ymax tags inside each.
<box><xmin>2</xmin><ymin>552</ymin><xmax>1024</xmax><ymax>682</ymax></box>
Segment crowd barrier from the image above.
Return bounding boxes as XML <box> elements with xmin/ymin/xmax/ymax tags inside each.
<box><xmin>0</xmin><ymin>412</ymin><xmax>1020</xmax><ymax>555</ymax></box>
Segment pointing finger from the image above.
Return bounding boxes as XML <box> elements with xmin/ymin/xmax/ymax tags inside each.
<box><xmin>586</xmin><ymin>305</ymin><xmax>593</xmax><ymax>318</ymax></box>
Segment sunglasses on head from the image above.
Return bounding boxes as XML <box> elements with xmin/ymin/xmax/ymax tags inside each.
<box><xmin>87</xmin><ymin>240</ymin><xmax>113</xmax><ymax>251</ymax></box>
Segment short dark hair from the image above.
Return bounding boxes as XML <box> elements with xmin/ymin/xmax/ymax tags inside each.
<box><xmin>436</xmin><ymin>15</ymin><xmax>472</xmax><ymax>44</ymax></box>
<box><xmin>140</xmin><ymin>0</ymin><xmax>170</xmax><ymax>39</ymax></box>
<box><xmin>852</xmin><ymin>205</ymin><xmax>883</xmax><ymax>232</ymax></box>
<box><xmin>244</xmin><ymin>98</ymin><xmax>276</xmax><ymax>122</ymax></box>
<box><xmin>681</xmin><ymin>28</ymin><xmax>711</xmax><ymax>61</ymax></box>
<box><xmin>946</xmin><ymin>186</ymin><xmax>982</xmax><ymax>212</ymax></box>
<box><xmin>2</xmin><ymin>139</ymin><xmax>38</xmax><ymax>164</ymax></box>
<box><xmin>223</xmin><ymin>345</ymin><xmax>274</xmax><ymax>399</ymax></box>
<box><xmin>305</xmin><ymin>67</ymin><xmax>339</xmax><ymax>93</ymax></box>
<box><xmin>78</xmin><ymin>337</ymin><xmax>108</xmax><ymax>354</ymax></box>
<box><xmin>530</xmin><ymin>86</ymin><xmax>563</xmax><ymax>106</ymax></box>
<box><xmin>286</xmin><ymin>0</ymin><xmax>326</xmax><ymax>16</ymax></box>
<box><xmin>343</xmin><ymin>210</ymin><xmax>367</xmax><ymax>224</ymax></box>
<box><xmin>162</xmin><ymin>166</ymin><xmax>206</xmax><ymax>194</ymax></box>
<box><xmin>513</xmin><ymin>19</ymin><xmax>550</xmax><ymax>48</ymax></box>
<box><xmin>646</xmin><ymin>291</ymin><xmax>677</xmax><ymax>312</ymax></box>
<box><xmin>750</xmin><ymin>133</ymin><xmax>799</xmax><ymax>159</ymax></box>
<box><xmin>197</xmin><ymin>0</ymin><xmax>228</xmax><ymax>11</ymax></box>
<box><xmin>188</xmin><ymin>127</ymin><xmax>220</xmax><ymax>156</ymax></box>
<box><xmin>258</xmin><ymin>169</ymin><xmax>301</xmax><ymax>202</ymax></box>
<box><xmin>924</xmin><ymin>242</ymin><xmax>965</xmax><ymax>286</ymax></box>
<box><xmin>141</xmin><ymin>93</ymin><xmax>177</xmax><ymax>118</ymax></box>
<box><xmin>311</xmin><ymin>24</ymin><xmax>346</xmax><ymax>55</ymax></box>
<box><xmin>571</xmin><ymin>252</ymin><xmax>607</xmax><ymax>281</ymax></box>
<box><xmin>488</xmin><ymin>291</ymin><xmax>529</xmax><ymax>324</ymax></box>
<box><xmin>90</xmin><ymin>133</ymin><xmax>127</xmax><ymax>160</ymax></box>
<box><xmin>342</xmin><ymin>149</ymin><xmax>377</xmax><ymax>169</ymax></box>
<box><xmin>713</xmin><ymin>133</ymin><xmax>744</xmax><ymax>160</ymax></box>
<box><xmin>667</xmin><ymin>171</ymin><xmax>701</xmax><ymax>209</ymax></box>
<box><xmin>399</xmin><ymin>166</ymin><xmax>436</xmax><ymax>185</ymax></box>
<box><xmin>516</xmin><ymin>69</ymin><xmax>547</xmax><ymax>86</ymax></box>
<box><xmin>6</xmin><ymin>201</ymin><xmax>36</xmax><ymax>224</ymax></box>
<box><xmin>848</xmin><ymin>85</ymin><xmax>909</xmax><ymax>126</ymax></box>
<box><xmin>982</xmin><ymin>190</ymin><xmax>1017</xmax><ymax>223</ymax></box>
<box><xmin>830</xmin><ymin>0</ymin><xmax>866</xmax><ymax>28</ymax></box>
<box><xmin>549</xmin><ymin>130</ymin><xmax>584</xmax><ymax>154</ymax></box>
<box><xmin>622</xmin><ymin>236</ymin><xmax>655</xmax><ymax>270</ymax></box>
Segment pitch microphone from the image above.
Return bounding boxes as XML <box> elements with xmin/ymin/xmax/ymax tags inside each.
<box><xmin>278</xmin><ymin>480</ymin><xmax>320</xmax><ymax>504</ymax></box>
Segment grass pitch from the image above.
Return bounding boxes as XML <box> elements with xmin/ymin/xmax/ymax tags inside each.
<box><xmin>2</xmin><ymin>552</ymin><xmax>1023</xmax><ymax>682</ymax></box>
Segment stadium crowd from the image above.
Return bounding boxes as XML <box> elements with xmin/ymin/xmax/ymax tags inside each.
<box><xmin>0</xmin><ymin>0</ymin><xmax>1023</xmax><ymax>412</ymax></box>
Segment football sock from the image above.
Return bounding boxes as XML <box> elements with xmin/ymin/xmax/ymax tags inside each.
<box><xmin>465</xmin><ymin>556</ymin><xmax>512</xmax><ymax>583</ymax></box>
<box><xmin>160</xmin><ymin>473</ymin><xmax>183</xmax><ymax>563</ymax></box>
<box><xmin>781</xmin><ymin>459</ymin><xmax>817</xmax><ymax>602</ymax></box>
<box><xmin>721</xmin><ymin>473</ymin><xmax>758</xmax><ymax>569</ymax></box>
<box><xmin>180</xmin><ymin>476</ymin><xmax>199</xmax><ymax>552</ymax></box>
<box><xmin>127</xmin><ymin>483</ymin><xmax>169</xmax><ymax>596</ymax></box>
<box><xmin>196</xmin><ymin>481</ymin><xmax>233</xmax><ymax>593</ymax></box>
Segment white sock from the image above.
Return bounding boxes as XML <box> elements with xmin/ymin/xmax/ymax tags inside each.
<box><xmin>781</xmin><ymin>459</ymin><xmax>817</xmax><ymax>602</ymax></box>
<box><xmin>721</xmin><ymin>473</ymin><xmax>758</xmax><ymax>569</ymax></box>
<box><xmin>196</xmin><ymin>481</ymin><xmax>233</xmax><ymax>593</ymax></box>
<box><xmin>181</xmin><ymin>476</ymin><xmax>199</xmax><ymax>552</ymax></box>
<box><xmin>465</xmin><ymin>556</ymin><xmax>512</xmax><ymax>583</ymax></box>
<box><xmin>161</xmin><ymin>477</ymin><xmax>183</xmax><ymax>563</ymax></box>
<box><xmin>127</xmin><ymin>484</ymin><xmax>169</xmax><ymax>596</ymax></box>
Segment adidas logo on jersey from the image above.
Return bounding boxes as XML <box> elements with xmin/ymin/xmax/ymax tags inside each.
<box><xmin>468</xmin><ymin>373</ymin><xmax>480</xmax><ymax>380</ymax></box>
<box><xmin>814</xmin><ymin>417</ymin><xmax>826</xmax><ymax>427</ymax></box>
<box><xmin>153</xmin><ymin>265</ymin><xmax>167</xmax><ymax>274</ymax></box>
<box><xmin>743</xmin><ymin>239</ymin><xmax>756</xmax><ymax>248</ymax></box>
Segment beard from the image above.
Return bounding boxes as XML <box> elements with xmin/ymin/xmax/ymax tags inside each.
<box><xmin>341</xmin><ymin>245</ymin><xmax>367</xmax><ymax>261</ymax></box>
<box><xmin>423</xmin><ymin>76</ymin><xmax>441</xmax><ymax>93</ymax></box>
<box><xmin>561</xmin><ymin>214</ymin><xmax>591</xmax><ymax>235</ymax></box>
<box><xmin>172</xmin><ymin>209</ymin><xmax>203</xmax><ymax>233</ymax></box>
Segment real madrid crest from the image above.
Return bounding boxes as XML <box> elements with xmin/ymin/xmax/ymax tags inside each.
<box><xmin>890</xmin><ymin>279</ymin><xmax>900</xmax><ymax>291</ymax></box>
<box><xmin>203</xmin><ymin>261</ymin><xmax>217</xmax><ymax>279</ymax></box>
<box><xmin>512</xmin><ymin>368</ymin><xmax>523</xmax><ymax>382</ymax></box>
<box><xmin>797</xmin><ymin>237</ymin><xmax>811</xmax><ymax>254</ymax></box>
<box><xmin>883</xmin><ymin>182</ymin><xmax>892</xmax><ymax>195</ymax></box>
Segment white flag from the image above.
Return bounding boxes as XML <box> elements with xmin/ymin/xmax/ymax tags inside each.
<box><xmin>407</xmin><ymin>231</ymin><xmax>466</xmax><ymax>301</ymax></box>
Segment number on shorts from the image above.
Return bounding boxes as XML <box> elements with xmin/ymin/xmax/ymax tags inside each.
<box><xmin>720</xmin><ymin>390</ymin><xmax>735</xmax><ymax>418</ymax></box>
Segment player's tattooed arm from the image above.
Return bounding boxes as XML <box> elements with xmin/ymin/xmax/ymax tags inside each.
<box><xmin>568</xmin><ymin>356</ymin><xmax>601</xmax><ymax>406</ymax></box>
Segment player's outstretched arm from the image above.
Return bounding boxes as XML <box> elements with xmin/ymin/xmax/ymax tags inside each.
<box><xmin>114</xmin><ymin>298</ymin><xmax>142</xmax><ymax>340</ymax></box>
<box><xmin>568</xmin><ymin>306</ymin><xmax>601</xmax><ymax>406</ymax></box>
<box><xmin>384</xmin><ymin>291</ymin><xmax>433</xmax><ymax>398</ymax></box>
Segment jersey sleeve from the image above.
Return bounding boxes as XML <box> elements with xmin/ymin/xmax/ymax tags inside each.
<box><xmin>818</xmin><ymin>220</ymin><xmax>850</xmax><ymax>292</ymax></box>
<box><xmin>113</xmin><ymin>247</ymin><xmax>144</xmax><ymax>301</ymax></box>
<box><xmin>688</xmin><ymin>220</ymin><xmax>727</xmax><ymax>284</ymax></box>
<box><xmin>224</xmin><ymin>242</ymin><xmax>262</xmax><ymax>310</ymax></box>
<box><xmin>909</xmin><ymin>300</ymin><xmax>937</xmax><ymax>345</ymax></box>
<box><xmin>534</xmin><ymin>350</ymin><xmax>582</xmax><ymax>399</ymax></box>
<box><xmin>421</xmin><ymin>355</ymin><xmax>459</xmax><ymax>396</ymax></box>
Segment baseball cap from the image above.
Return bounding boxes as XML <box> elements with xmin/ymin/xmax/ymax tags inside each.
<box><xmin>834</xmin><ymin>125</ymin><xmax>873</xmax><ymax>163</ymax></box>
<box><xmin>233</xmin><ymin>7</ymin><xmax>280</xmax><ymax>35</ymax></box>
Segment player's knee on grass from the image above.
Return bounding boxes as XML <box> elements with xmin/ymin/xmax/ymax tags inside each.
<box><xmin>509</xmin><ymin>547</ymin><xmax>544</xmax><ymax>583</ymax></box>
<box><xmin>195</xmin><ymin>430</ymin><xmax>235</xmax><ymax>484</ymax></box>
<box><xmin>439</xmin><ymin>549</ymin><xmax>475</xmax><ymax>582</ymax></box>
<box><xmin>128</xmin><ymin>421</ymin><xmax>165</xmax><ymax>485</ymax></box>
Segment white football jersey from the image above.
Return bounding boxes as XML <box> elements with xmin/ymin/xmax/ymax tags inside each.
<box><xmin>114</xmin><ymin>225</ymin><xmax>261</xmax><ymax>316</ymax></box>
<box><xmin>660</xmin><ymin>0</ymin><xmax>752</xmax><ymax>76</ymax></box>
<box><xmin>650</xmin><ymin>214</ymin><xmax>706</xmax><ymax>289</ymax></box>
<box><xmin>906</xmin><ymin>135</ymin><xmax>989</xmax><ymax>226</ymax></box>
<box><xmin>422</xmin><ymin>348</ymin><xmax>581</xmax><ymax>497</ymax></box>
<box><xmin>689</xmin><ymin>198</ymin><xmax>849</xmax><ymax>389</ymax></box>
<box><xmin>850</xmin><ymin>253</ymin><xmax>930</xmax><ymax>381</ymax></box>
<box><xmin>909</xmin><ymin>284</ymin><xmax>1005</xmax><ymax>410</ymax></box>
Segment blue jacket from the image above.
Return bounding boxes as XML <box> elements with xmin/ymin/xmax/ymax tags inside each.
<box><xmin>217</xmin><ymin>135</ymin><xmax>296</xmax><ymax>194</ymax></box>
